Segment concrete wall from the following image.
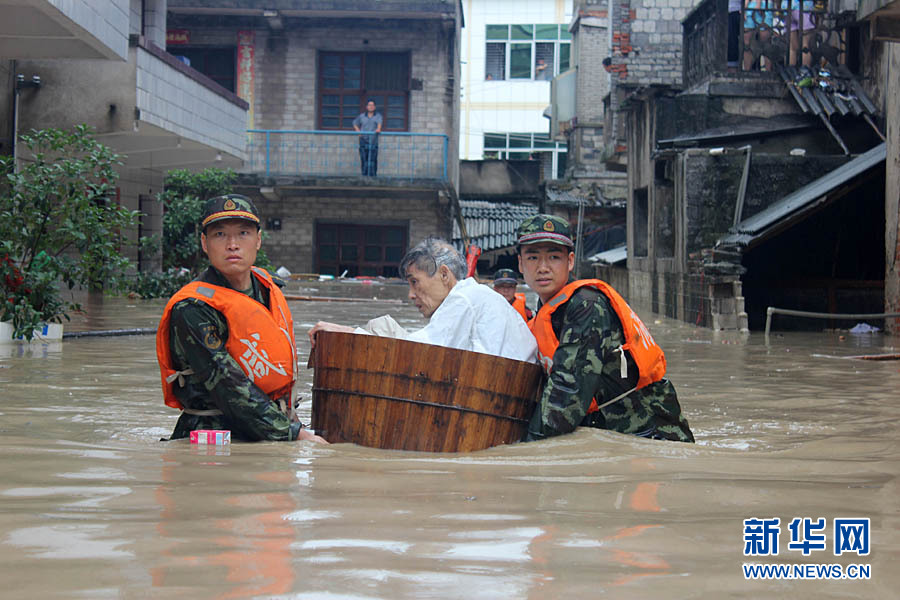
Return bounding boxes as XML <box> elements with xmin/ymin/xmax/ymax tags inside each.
<box><xmin>682</xmin><ymin>152</ymin><xmax>851</xmax><ymax>254</ymax></box>
<box><xmin>14</xmin><ymin>55</ymin><xmax>137</xmax><ymax>136</ymax></box>
<box><xmin>15</xmin><ymin>44</ymin><xmax>246</xmax><ymax>160</ymax></box>
<box><xmin>886</xmin><ymin>42</ymin><xmax>900</xmax><ymax>331</ymax></box>
<box><xmin>239</xmin><ymin>189</ymin><xmax>450</xmax><ymax>273</ymax></box>
<box><xmin>459</xmin><ymin>160</ymin><xmax>542</xmax><ymax>198</ymax></box>
<box><xmin>48</xmin><ymin>0</ymin><xmax>130</xmax><ymax>60</ymax></box>
<box><xmin>142</xmin><ymin>0</ymin><xmax>168</xmax><ymax>47</ymax></box>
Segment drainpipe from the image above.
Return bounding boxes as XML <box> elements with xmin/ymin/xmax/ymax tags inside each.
<box><xmin>12</xmin><ymin>70</ymin><xmax>42</xmax><ymax>172</ymax></box>
<box><xmin>7</xmin><ymin>59</ymin><xmax>15</xmax><ymax>163</ymax></box>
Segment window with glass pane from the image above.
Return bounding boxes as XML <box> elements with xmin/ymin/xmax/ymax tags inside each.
<box><xmin>485</xmin><ymin>43</ymin><xmax>506</xmax><ymax>80</ymax></box>
<box><xmin>510</xmin><ymin>44</ymin><xmax>531</xmax><ymax>78</ymax></box>
<box><xmin>559</xmin><ymin>25</ymin><xmax>572</xmax><ymax>40</ymax></box>
<box><xmin>533</xmin><ymin>134</ymin><xmax>555</xmax><ymax>148</ymax></box>
<box><xmin>559</xmin><ymin>43</ymin><xmax>571</xmax><ymax>72</ymax></box>
<box><xmin>508</xmin><ymin>152</ymin><xmax>531</xmax><ymax>160</ymax></box>
<box><xmin>318</xmin><ymin>52</ymin><xmax>409</xmax><ymax>130</ymax></box>
<box><xmin>508</xmin><ymin>133</ymin><xmax>532</xmax><ymax>148</ymax></box>
<box><xmin>486</xmin><ymin>25</ymin><xmax>508</xmax><ymax>40</ymax></box>
<box><xmin>484</xmin><ymin>133</ymin><xmax>506</xmax><ymax>148</ymax></box>
<box><xmin>556</xmin><ymin>152</ymin><xmax>568</xmax><ymax>179</ymax></box>
<box><xmin>316</xmin><ymin>223</ymin><xmax>408</xmax><ymax>277</ymax></box>
<box><xmin>366</xmin><ymin>53</ymin><xmax>408</xmax><ymax>90</ymax></box>
<box><xmin>535</xmin><ymin>24</ymin><xmax>557</xmax><ymax>40</ymax></box>
<box><xmin>535</xmin><ymin>43</ymin><xmax>554</xmax><ymax>80</ymax></box>
<box><xmin>510</xmin><ymin>24</ymin><xmax>533</xmax><ymax>39</ymax></box>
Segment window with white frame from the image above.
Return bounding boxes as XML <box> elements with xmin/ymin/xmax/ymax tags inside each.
<box><xmin>485</xmin><ymin>24</ymin><xmax>571</xmax><ymax>81</ymax></box>
<box><xmin>483</xmin><ymin>132</ymin><xmax>568</xmax><ymax>179</ymax></box>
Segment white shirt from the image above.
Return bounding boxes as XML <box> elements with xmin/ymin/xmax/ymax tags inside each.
<box><xmin>405</xmin><ymin>278</ymin><xmax>537</xmax><ymax>363</ymax></box>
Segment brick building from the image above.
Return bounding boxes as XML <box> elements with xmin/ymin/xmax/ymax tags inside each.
<box><xmin>166</xmin><ymin>0</ymin><xmax>463</xmax><ymax>276</ymax></box>
<box><xmin>556</xmin><ymin>0</ymin><xmax>894</xmax><ymax>331</ymax></box>
<box><xmin>620</xmin><ymin>0</ymin><xmax>886</xmax><ymax>330</ymax></box>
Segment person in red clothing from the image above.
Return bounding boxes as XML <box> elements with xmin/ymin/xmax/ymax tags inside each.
<box><xmin>491</xmin><ymin>268</ymin><xmax>533</xmax><ymax>321</ymax></box>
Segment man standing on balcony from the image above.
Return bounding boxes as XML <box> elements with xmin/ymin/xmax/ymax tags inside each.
<box><xmin>353</xmin><ymin>99</ymin><xmax>382</xmax><ymax>176</ymax></box>
<box><xmin>156</xmin><ymin>194</ymin><xmax>326</xmax><ymax>444</ymax></box>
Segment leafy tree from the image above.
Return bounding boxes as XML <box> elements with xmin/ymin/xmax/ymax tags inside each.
<box><xmin>158</xmin><ymin>168</ymin><xmax>237</xmax><ymax>272</ymax></box>
<box><xmin>0</xmin><ymin>126</ymin><xmax>139</xmax><ymax>339</ymax></box>
<box><xmin>132</xmin><ymin>169</ymin><xmax>277</xmax><ymax>299</ymax></box>
<box><xmin>153</xmin><ymin>167</ymin><xmax>273</xmax><ymax>274</ymax></box>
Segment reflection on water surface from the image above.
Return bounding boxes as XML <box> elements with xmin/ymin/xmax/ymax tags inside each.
<box><xmin>0</xmin><ymin>283</ymin><xmax>897</xmax><ymax>598</ymax></box>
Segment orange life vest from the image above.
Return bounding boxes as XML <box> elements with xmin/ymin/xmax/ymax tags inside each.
<box><xmin>511</xmin><ymin>293</ymin><xmax>532</xmax><ymax>321</ymax></box>
<box><xmin>156</xmin><ymin>267</ymin><xmax>296</xmax><ymax>410</ymax></box>
<box><xmin>528</xmin><ymin>279</ymin><xmax>666</xmax><ymax>412</ymax></box>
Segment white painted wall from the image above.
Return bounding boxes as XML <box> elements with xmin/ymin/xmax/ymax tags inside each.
<box><xmin>460</xmin><ymin>0</ymin><xmax>573</xmax><ymax>161</ymax></box>
<box><xmin>46</xmin><ymin>0</ymin><xmax>129</xmax><ymax>59</ymax></box>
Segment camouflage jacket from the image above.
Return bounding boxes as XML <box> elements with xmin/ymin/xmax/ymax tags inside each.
<box><xmin>166</xmin><ymin>267</ymin><xmax>301</xmax><ymax>441</ymax></box>
<box><xmin>526</xmin><ymin>285</ymin><xmax>694</xmax><ymax>443</ymax></box>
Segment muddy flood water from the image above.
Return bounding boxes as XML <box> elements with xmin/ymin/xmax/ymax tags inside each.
<box><xmin>1</xmin><ymin>280</ymin><xmax>897</xmax><ymax>599</ymax></box>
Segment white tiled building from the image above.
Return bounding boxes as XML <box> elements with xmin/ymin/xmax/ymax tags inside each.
<box><xmin>460</xmin><ymin>0</ymin><xmax>573</xmax><ymax>180</ymax></box>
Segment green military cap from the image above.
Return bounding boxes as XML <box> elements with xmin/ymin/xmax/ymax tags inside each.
<box><xmin>200</xmin><ymin>194</ymin><xmax>261</xmax><ymax>231</ymax></box>
<box><xmin>492</xmin><ymin>268</ymin><xmax>518</xmax><ymax>284</ymax></box>
<box><xmin>516</xmin><ymin>214</ymin><xmax>574</xmax><ymax>248</ymax></box>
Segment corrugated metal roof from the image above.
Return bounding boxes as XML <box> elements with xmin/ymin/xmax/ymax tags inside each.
<box><xmin>452</xmin><ymin>200</ymin><xmax>539</xmax><ymax>252</ymax></box>
<box><xmin>587</xmin><ymin>245</ymin><xmax>627</xmax><ymax>265</ymax></box>
<box><xmin>718</xmin><ymin>143</ymin><xmax>885</xmax><ymax>248</ymax></box>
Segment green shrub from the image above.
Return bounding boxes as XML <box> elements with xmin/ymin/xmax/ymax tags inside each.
<box><xmin>0</xmin><ymin>126</ymin><xmax>138</xmax><ymax>339</ymax></box>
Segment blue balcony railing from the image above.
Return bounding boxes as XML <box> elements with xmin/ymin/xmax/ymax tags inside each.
<box><xmin>245</xmin><ymin>129</ymin><xmax>449</xmax><ymax>181</ymax></box>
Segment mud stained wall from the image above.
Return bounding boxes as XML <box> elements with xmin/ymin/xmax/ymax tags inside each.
<box><xmin>683</xmin><ymin>152</ymin><xmax>851</xmax><ymax>255</ymax></box>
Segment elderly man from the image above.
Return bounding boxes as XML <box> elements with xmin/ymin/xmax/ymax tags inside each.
<box><xmin>309</xmin><ymin>238</ymin><xmax>536</xmax><ymax>363</ymax></box>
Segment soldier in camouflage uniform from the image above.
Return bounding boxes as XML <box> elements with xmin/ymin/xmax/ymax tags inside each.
<box><xmin>156</xmin><ymin>194</ymin><xmax>326</xmax><ymax>443</ymax></box>
<box><xmin>517</xmin><ymin>214</ymin><xmax>694</xmax><ymax>443</ymax></box>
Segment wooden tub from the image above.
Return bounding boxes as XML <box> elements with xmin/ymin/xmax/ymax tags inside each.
<box><xmin>310</xmin><ymin>331</ymin><xmax>542</xmax><ymax>452</ymax></box>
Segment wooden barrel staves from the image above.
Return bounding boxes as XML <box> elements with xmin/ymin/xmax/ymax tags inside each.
<box><xmin>311</xmin><ymin>331</ymin><xmax>543</xmax><ymax>452</ymax></box>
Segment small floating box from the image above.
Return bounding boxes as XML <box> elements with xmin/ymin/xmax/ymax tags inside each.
<box><xmin>190</xmin><ymin>430</ymin><xmax>231</xmax><ymax>445</ymax></box>
<box><xmin>311</xmin><ymin>332</ymin><xmax>542</xmax><ymax>452</ymax></box>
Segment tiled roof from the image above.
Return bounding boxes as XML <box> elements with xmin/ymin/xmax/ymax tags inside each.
<box><xmin>779</xmin><ymin>65</ymin><xmax>879</xmax><ymax>120</ymax></box>
<box><xmin>452</xmin><ymin>200</ymin><xmax>539</xmax><ymax>252</ymax></box>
